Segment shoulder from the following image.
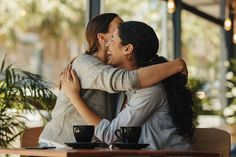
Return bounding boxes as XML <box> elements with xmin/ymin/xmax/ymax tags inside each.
<box><xmin>73</xmin><ymin>54</ymin><xmax>103</xmax><ymax>65</ymax></box>
<box><xmin>134</xmin><ymin>83</ymin><xmax>165</xmax><ymax>96</ymax></box>
<box><xmin>128</xmin><ymin>83</ymin><xmax>167</xmax><ymax>105</ymax></box>
<box><xmin>127</xmin><ymin>83</ymin><xmax>167</xmax><ymax>109</ymax></box>
<box><xmin>72</xmin><ymin>54</ymin><xmax>108</xmax><ymax>71</ymax></box>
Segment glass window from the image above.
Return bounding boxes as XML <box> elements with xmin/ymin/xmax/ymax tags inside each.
<box><xmin>182</xmin><ymin>10</ymin><xmax>226</xmax><ymax>114</ymax></box>
<box><xmin>0</xmin><ymin>0</ymin><xmax>87</xmax><ymax>83</ymax></box>
<box><xmin>101</xmin><ymin>0</ymin><xmax>173</xmax><ymax>58</ymax></box>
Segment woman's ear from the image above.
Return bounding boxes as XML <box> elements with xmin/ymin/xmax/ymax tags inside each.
<box><xmin>97</xmin><ymin>33</ymin><xmax>107</xmax><ymax>45</ymax></box>
<box><xmin>123</xmin><ymin>44</ymin><xmax>134</xmax><ymax>55</ymax></box>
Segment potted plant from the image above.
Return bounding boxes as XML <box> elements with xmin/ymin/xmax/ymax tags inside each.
<box><xmin>0</xmin><ymin>55</ymin><xmax>56</xmax><ymax>147</ymax></box>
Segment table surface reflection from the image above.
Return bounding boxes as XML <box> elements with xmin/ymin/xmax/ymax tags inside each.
<box><xmin>0</xmin><ymin>148</ymin><xmax>220</xmax><ymax>157</ymax></box>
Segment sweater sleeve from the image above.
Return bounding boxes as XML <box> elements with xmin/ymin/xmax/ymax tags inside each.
<box><xmin>72</xmin><ymin>54</ymin><xmax>140</xmax><ymax>93</ymax></box>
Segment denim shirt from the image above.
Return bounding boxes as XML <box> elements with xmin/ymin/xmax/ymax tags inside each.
<box><xmin>95</xmin><ymin>83</ymin><xmax>191</xmax><ymax>150</ymax></box>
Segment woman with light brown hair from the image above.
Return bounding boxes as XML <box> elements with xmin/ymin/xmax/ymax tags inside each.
<box><xmin>39</xmin><ymin>13</ymin><xmax>188</xmax><ymax>147</ymax></box>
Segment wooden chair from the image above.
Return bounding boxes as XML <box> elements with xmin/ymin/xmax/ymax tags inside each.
<box><xmin>192</xmin><ymin>128</ymin><xmax>231</xmax><ymax>157</ymax></box>
<box><xmin>21</xmin><ymin>127</ymin><xmax>44</xmax><ymax>147</ymax></box>
<box><xmin>19</xmin><ymin>127</ymin><xmax>229</xmax><ymax>157</ymax></box>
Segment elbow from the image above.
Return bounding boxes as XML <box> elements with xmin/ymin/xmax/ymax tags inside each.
<box><xmin>176</xmin><ymin>58</ymin><xmax>184</xmax><ymax>71</ymax></box>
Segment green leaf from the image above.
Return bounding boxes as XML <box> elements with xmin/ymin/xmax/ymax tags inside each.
<box><xmin>0</xmin><ymin>54</ymin><xmax>7</xmax><ymax>72</ymax></box>
<box><xmin>0</xmin><ymin>56</ymin><xmax>56</xmax><ymax>147</ymax></box>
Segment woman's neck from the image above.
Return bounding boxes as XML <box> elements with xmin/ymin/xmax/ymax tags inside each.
<box><xmin>122</xmin><ymin>57</ymin><xmax>138</xmax><ymax>70</ymax></box>
<box><xmin>121</xmin><ymin>61</ymin><xmax>138</xmax><ymax>70</ymax></box>
<box><xmin>95</xmin><ymin>50</ymin><xmax>106</xmax><ymax>63</ymax></box>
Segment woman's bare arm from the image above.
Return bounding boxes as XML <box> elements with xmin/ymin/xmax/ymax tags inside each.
<box><xmin>71</xmin><ymin>54</ymin><xmax>187</xmax><ymax>92</ymax></box>
<box><xmin>138</xmin><ymin>58</ymin><xmax>187</xmax><ymax>88</ymax></box>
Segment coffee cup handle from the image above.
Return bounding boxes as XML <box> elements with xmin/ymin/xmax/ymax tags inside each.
<box><xmin>115</xmin><ymin>129</ymin><xmax>122</xmax><ymax>140</ymax></box>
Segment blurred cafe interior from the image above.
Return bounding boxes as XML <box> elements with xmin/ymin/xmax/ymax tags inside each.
<box><xmin>0</xmin><ymin>0</ymin><xmax>236</xmax><ymax>155</ymax></box>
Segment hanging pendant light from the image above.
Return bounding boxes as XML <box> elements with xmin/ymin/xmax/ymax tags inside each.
<box><xmin>167</xmin><ymin>0</ymin><xmax>176</xmax><ymax>14</ymax></box>
<box><xmin>224</xmin><ymin>17</ymin><xmax>232</xmax><ymax>31</ymax></box>
<box><xmin>224</xmin><ymin>0</ymin><xmax>232</xmax><ymax>31</ymax></box>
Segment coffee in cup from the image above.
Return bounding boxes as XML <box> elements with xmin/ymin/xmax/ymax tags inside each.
<box><xmin>73</xmin><ymin>125</ymin><xmax>94</xmax><ymax>143</ymax></box>
<box><xmin>115</xmin><ymin>126</ymin><xmax>141</xmax><ymax>143</ymax></box>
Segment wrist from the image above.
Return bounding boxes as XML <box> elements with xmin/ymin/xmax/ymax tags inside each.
<box><xmin>69</xmin><ymin>92</ymin><xmax>81</xmax><ymax>100</ymax></box>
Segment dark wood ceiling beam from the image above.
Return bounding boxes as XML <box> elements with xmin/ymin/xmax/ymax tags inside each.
<box><xmin>183</xmin><ymin>0</ymin><xmax>218</xmax><ymax>7</ymax></box>
<box><xmin>182</xmin><ymin>2</ymin><xmax>224</xmax><ymax>26</ymax></box>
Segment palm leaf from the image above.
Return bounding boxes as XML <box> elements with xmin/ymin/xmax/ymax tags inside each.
<box><xmin>0</xmin><ymin>57</ymin><xmax>56</xmax><ymax>147</ymax></box>
<box><xmin>0</xmin><ymin>54</ymin><xmax>7</xmax><ymax>73</ymax></box>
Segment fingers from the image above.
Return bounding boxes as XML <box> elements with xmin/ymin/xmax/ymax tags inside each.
<box><xmin>70</xmin><ymin>57</ymin><xmax>76</xmax><ymax>64</ymax></box>
<box><xmin>58</xmin><ymin>64</ymin><xmax>68</xmax><ymax>90</ymax></box>
<box><xmin>62</xmin><ymin>64</ymin><xmax>72</xmax><ymax>81</ymax></box>
<box><xmin>60</xmin><ymin>64</ymin><xmax>81</xmax><ymax>95</ymax></box>
<box><xmin>66</xmin><ymin>64</ymin><xmax>71</xmax><ymax>80</ymax></box>
<box><xmin>71</xmin><ymin>69</ymin><xmax>76</xmax><ymax>80</ymax></box>
<box><xmin>63</xmin><ymin>68</ymin><xmax>66</xmax><ymax>80</ymax></box>
<box><xmin>71</xmin><ymin>69</ymin><xmax>80</xmax><ymax>84</ymax></box>
<box><xmin>66</xmin><ymin>63</ymin><xmax>72</xmax><ymax>70</ymax></box>
<box><xmin>61</xmin><ymin>64</ymin><xmax>76</xmax><ymax>85</ymax></box>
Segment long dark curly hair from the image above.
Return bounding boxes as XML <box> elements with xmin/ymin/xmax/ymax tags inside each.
<box><xmin>118</xmin><ymin>21</ymin><xmax>198</xmax><ymax>140</ymax></box>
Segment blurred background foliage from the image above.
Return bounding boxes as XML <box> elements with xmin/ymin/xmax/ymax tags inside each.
<box><xmin>223</xmin><ymin>59</ymin><xmax>236</xmax><ymax>124</ymax></box>
<box><xmin>0</xmin><ymin>0</ymin><xmax>86</xmax><ymax>45</ymax></box>
<box><xmin>0</xmin><ymin>55</ymin><xmax>56</xmax><ymax>147</ymax></box>
<box><xmin>0</xmin><ymin>0</ymin><xmax>87</xmax><ymax>80</ymax></box>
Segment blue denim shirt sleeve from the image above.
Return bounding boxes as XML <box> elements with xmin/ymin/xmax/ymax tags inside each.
<box><xmin>94</xmin><ymin>85</ymin><xmax>164</xmax><ymax>145</ymax></box>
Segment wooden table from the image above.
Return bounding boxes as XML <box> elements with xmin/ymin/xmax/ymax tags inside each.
<box><xmin>0</xmin><ymin>148</ymin><xmax>220</xmax><ymax>157</ymax></box>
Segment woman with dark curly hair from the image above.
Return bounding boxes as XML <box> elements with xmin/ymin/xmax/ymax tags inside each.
<box><xmin>39</xmin><ymin>13</ymin><xmax>188</xmax><ymax>148</ymax></box>
<box><xmin>62</xmin><ymin>21</ymin><xmax>197</xmax><ymax>150</ymax></box>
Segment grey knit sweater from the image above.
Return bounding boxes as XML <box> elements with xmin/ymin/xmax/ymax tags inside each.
<box><xmin>39</xmin><ymin>54</ymin><xmax>140</xmax><ymax>144</ymax></box>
